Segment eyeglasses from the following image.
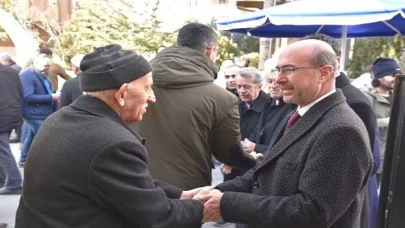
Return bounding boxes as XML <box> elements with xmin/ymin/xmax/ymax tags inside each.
<box><xmin>272</xmin><ymin>66</ymin><xmax>322</xmax><ymax>75</ymax></box>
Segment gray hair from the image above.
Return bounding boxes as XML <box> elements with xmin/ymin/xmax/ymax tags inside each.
<box><xmin>310</xmin><ymin>47</ymin><xmax>338</xmax><ymax>77</ymax></box>
<box><xmin>0</xmin><ymin>52</ymin><xmax>13</xmax><ymax>62</ymax></box>
<box><xmin>237</xmin><ymin>67</ymin><xmax>262</xmax><ymax>85</ymax></box>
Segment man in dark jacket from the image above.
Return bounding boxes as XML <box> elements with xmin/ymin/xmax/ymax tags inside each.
<box><xmin>59</xmin><ymin>54</ymin><xmax>85</xmax><ymax>108</ymax></box>
<box><xmin>302</xmin><ymin>33</ymin><xmax>379</xmax><ymax>228</ymax></box>
<box><xmin>223</xmin><ymin>67</ymin><xmax>270</xmax><ymax>181</ymax></box>
<box><xmin>196</xmin><ymin>40</ymin><xmax>372</xmax><ymax>228</ymax></box>
<box><xmin>0</xmin><ymin>64</ymin><xmax>23</xmax><ymax>195</ymax></box>
<box><xmin>244</xmin><ymin>73</ymin><xmax>295</xmax><ymax>155</ymax></box>
<box><xmin>130</xmin><ymin>23</ymin><xmax>258</xmax><ymax>190</ymax></box>
<box><xmin>16</xmin><ymin>44</ymin><xmax>206</xmax><ymax>228</ymax></box>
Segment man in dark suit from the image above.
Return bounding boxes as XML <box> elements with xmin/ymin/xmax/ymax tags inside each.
<box><xmin>301</xmin><ymin>33</ymin><xmax>379</xmax><ymax>228</ymax></box>
<box><xmin>196</xmin><ymin>39</ymin><xmax>373</xmax><ymax>227</ymax></box>
<box><xmin>16</xmin><ymin>45</ymin><xmax>207</xmax><ymax>228</ymax></box>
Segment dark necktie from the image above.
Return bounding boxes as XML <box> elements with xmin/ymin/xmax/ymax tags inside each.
<box><xmin>284</xmin><ymin>111</ymin><xmax>301</xmax><ymax>133</ymax></box>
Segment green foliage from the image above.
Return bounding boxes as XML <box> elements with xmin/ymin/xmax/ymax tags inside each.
<box><xmin>0</xmin><ymin>0</ymin><xmax>12</xmax><ymax>41</ymax></box>
<box><xmin>347</xmin><ymin>36</ymin><xmax>405</xmax><ymax>78</ymax></box>
<box><xmin>230</xmin><ymin>33</ymin><xmax>259</xmax><ymax>53</ymax></box>
<box><xmin>246</xmin><ymin>52</ymin><xmax>259</xmax><ymax>68</ymax></box>
<box><xmin>216</xmin><ymin>31</ymin><xmax>241</xmax><ymax>67</ymax></box>
<box><xmin>57</xmin><ymin>0</ymin><xmax>176</xmax><ymax>67</ymax></box>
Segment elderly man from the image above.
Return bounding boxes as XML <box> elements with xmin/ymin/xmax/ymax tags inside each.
<box><xmin>223</xmin><ymin>67</ymin><xmax>270</xmax><ymax>181</ymax></box>
<box><xmin>18</xmin><ymin>54</ymin><xmax>60</xmax><ymax>166</ymax></box>
<box><xmin>131</xmin><ymin>23</ymin><xmax>257</xmax><ymax>191</ymax></box>
<box><xmin>196</xmin><ymin>39</ymin><xmax>373</xmax><ymax>228</ymax></box>
<box><xmin>15</xmin><ymin>44</ymin><xmax>205</xmax><ymax>228</ymax></box>
<box><xmin>0</xmin><ymin>52</ymin><xmax>21</xmax><ymax>73</ymax></box>
<box><xmin>59</xmin><ymin>54</ymin><xmax>85</xmax><ymax>107</ymax></box>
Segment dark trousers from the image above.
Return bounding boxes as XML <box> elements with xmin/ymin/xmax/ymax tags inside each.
<box><xmin>0</xmin><ymin>131</ymin><xmax>22</xmax><ymax>189</ymax></box>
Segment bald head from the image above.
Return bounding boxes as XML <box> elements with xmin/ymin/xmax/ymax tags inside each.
<box><xmin>275</xmin><ymin>39</ymin><xmax>337</xmax><ymax>107</ymax></box>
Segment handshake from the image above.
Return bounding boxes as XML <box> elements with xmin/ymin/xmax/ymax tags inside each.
<box><xmin>181</xmin><ymin>186</ymin><xmax>225</xmax><ymax>222</ymax></box>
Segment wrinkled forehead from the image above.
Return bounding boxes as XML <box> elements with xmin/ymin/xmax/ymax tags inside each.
<box><xmin>224</xmin><ymin>66</ymin><xmax>240</xmax><ymax>75</ymax></box>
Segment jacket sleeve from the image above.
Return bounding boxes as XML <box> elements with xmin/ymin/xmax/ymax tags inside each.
<box><xmin>87</xmin><ymin>140</ymin><xmax>203</xmax><ymax>228</ymax></box>
<box><xmin>219</xmin><ymin>126</ymin><xmax>372</xmax><ymax>228</ymax></box>
<box><xmin>212</xmin><ymin>96</ymin><xmax>256</xmax><ymax>170</ymax></box>
<box><xmin>20</xmin><ymin>73</ymin><xmax>52</xmax><ymax>104</ymax></box>
<box><xmin>216</xmin><ymin>168</ymin><xmax>255</xmax><ymax>193</ymax></box>
<box><xmin>153</xmin><ymin>179</ymin><xmax>183</xmax><ymax>199</ymax></box>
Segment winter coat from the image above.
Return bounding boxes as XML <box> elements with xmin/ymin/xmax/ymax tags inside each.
<box><xmin>15</xmin><ymin>95</ymin><xmax>203</xmax><ymax>228</ymax></box>
<box><xmin>130</xmin><ymin>46</ymin><xmax>256</xmax><ymax>190</ymax></box>
<box><xmin>217</xmin><ymin>90</ymin><xmax>373</xmax><ymax>228</ymax></box>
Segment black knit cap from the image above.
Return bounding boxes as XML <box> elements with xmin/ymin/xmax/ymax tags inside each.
<box><xmin>80</xmin><ymin>44</ymin><xmax>152</xmax><ymax>92</ymax></box>
<box><xmin>372</xmin><ymin>57</ymin><xmax>402</xmax><ymax>80</ymax></box>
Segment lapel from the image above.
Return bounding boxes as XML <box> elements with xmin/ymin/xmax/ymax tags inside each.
<box><xmin>71</xmin><ymin>96</ymin><xmax>146</xmax><ymax>145</ymax></box>
<box><xmin>256</xmin><ymin>90</ymin><xmax>347</xmax><ymax>171</ymax></box>
<box><xmin>32</xmin><ymin>68</ymin><xmax>50</xmax><ymax>93</ymax></box>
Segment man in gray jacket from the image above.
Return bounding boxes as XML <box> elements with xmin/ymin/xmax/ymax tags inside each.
<box><xmin>16</xmin><ymin>44</ymin><xmax>206</xmax><ymax>228</ymax></box>
<box><xmin>196</xmin><ymin>39</ymin><xmax>373</xmax><ymax>228</ymax></box>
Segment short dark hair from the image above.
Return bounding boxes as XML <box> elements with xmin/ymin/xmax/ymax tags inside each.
<box><xmin>301</xmin><ymin>33</ymin><xmax>341</xmax><ymax>56</ymax></box>
<box><xmin>39</xmin><ymin>48</ymin><xmax>53</xmax><ymax>56</ymax></box>
<box><xmin>177</xmin><ymin>23</ymin><xmax>217</xmax><ymax>52</ymax></box>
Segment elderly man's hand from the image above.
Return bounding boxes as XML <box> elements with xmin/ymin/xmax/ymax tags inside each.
<box><xmin>250</xmin><ymin>152</ymin><xmax>264</xmax><ymax>161</ymax></box>
<box><xmin>191</xmin><ymin>186</ymin><xmax>216</xmax><ymax>203</ymax></box>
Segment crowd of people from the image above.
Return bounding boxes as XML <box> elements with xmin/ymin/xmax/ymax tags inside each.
<box><xmin>0</xmin><ymin>22</ymin><xmax>403</xmax><ymax>228</ymax></box>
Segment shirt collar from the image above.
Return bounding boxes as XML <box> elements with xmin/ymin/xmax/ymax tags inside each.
<box><xmin>297</xmin><ymin>89</ymin><xmax>336</xmax><ymax>116</ymax></box>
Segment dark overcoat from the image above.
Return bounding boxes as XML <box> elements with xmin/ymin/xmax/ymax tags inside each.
<box><xmin>15</xmin><ymin>96</ymin><xmax>203</xmax><ymax>228</ymax></box>
<box><xmin>217</xmin><ymin>90</ymin><xmax>373</xmax><ymax>228</ymax></box>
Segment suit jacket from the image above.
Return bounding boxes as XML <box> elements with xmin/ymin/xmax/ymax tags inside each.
<box><xmin>15</xmin><ymin>96</ymin><xmax>203</xmax><ymax>228</ymax></box>
<box><xmin>217</xmin><ymin>90</ymin><xmax>373</xmax><ymax>228</ymax></box>
<box><xmin>238</xmin><ymin>90</ymin><xmax>270</xmax><ymax>139</ymax></box>
<box><xmin>19</xmin><ymin>67</ymin><xmax>54</xmax><ymax>120</ymax></box>
<box><xmin>248</xmin><ymin>98</ymin><xmax>295</xmax><ymax>154</ymax></box>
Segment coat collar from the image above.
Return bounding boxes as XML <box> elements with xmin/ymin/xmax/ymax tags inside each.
<box><xmin>71</xmin><ymin>95</ymin><xmax>146</xmax><ymax>145</ymax></box>
<box><xmin>256</xmin><ymin>89</ymin><xmax>346</xmax><ymax>170</ymax></box>
<box><xmin>239</xmin><ymin>90</ymin><xmax>269</xmax><ymax>114</ymax></box>
<box><xmin>335</xmin><ymin>72</ymin><xmax>350</xmax><ymax>88</ymax></box>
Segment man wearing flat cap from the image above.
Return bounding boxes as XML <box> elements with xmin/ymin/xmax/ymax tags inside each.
<box><xmin>364</xmin><ymin>57</ymin><xmax>402</xmax><ymax>185</ymax></box>
<box><xmin>15</xmin><ymin>44</ymin><xmax>206</xmax><ymax>228</ymax></box>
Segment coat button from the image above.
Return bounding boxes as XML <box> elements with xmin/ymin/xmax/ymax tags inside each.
<box><xmin>253</xmin><ymin>181</ymin><xmax>259</xmax><ymax>189</ymax></box>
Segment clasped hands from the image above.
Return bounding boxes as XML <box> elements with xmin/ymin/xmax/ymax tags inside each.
<box><xmin>181</xmin><ymin>186</ymin><xmax>223</xmax><ymax>222</ymax></box>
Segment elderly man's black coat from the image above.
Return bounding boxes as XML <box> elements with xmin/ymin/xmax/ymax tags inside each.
<box><xmin>217</xmin><ymin>90</ymin><xmax>373</xmax><ymax>228</ymax></box>
<box><xmin>15</xmin><ymin>96</ymin><xmax>203</xmax><ymax>228</ymax></box>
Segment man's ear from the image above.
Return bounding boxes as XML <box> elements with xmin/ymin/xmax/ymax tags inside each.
<box><xmin>319</xmin><ymin>65</ymin><xmax>334</xmax><ymax>82</ymax></box>
<box><xmin>115</xmin><ymin>83</ymin><xmax>128</xmax><ymax>107</ymax></box>
<box><xmin>204</xmin><ymin>48</ymin><xmax>212</xmax><ymax>58</ymax></box>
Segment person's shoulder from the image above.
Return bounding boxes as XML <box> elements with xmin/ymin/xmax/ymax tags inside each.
<box><xmin>205</xmin><ymin>84</ymin><xmax>238</xmax><ymax>105</ymax></box>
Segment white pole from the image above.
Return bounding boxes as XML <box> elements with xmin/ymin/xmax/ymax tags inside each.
<box><xmin>340</xmin><ymin>25</ymin><xmax>348</xmax><ymax>72</ymax></box>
